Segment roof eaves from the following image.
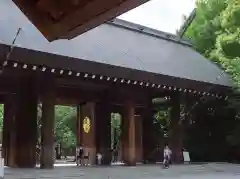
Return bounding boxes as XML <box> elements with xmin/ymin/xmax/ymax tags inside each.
<box><xmin>107</xmin><ymin>18</ymin><xmax>193</xmax><ymax>47</ymax></box>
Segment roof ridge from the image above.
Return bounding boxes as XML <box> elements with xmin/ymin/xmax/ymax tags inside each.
<box><xmin>107</xmin><ymin>18</ymin><xmax>193</xmax><ymax>47</ymax></box>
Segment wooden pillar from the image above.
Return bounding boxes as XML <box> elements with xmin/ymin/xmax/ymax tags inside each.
<box><xmin>3</xmin><ymin>76</ymin><xmax>38</xmax><ymax>168</ymax></box>
<box><xmin>135</xmin><ymin>115</ymin><xmax>143</xmax><ymax>163</ymax></box>
<box><xmin>81</xmin><ymin>102</ymin><xmax>96</xmax><ymax>165</ymax></box>
<box><xmin>142</xmin><ymin>105</ymin><xmax>156</xmax><ymax>163</ymax></box>
<box><xmin>122</xmin><ymin>100</ymin><xmax>136</xmax><ymax>166</ymax></box>
<box><xmin>169</xmin><ymin>92</ymin><xmax>183</xmax><ymax>163</ymax></box>
<box><xmin>95</xmin><ymin>101</ymin><xmax>111</xmax><ymax>165</ymax></box>
<box><xmin>2</xmin><ymin>97</ymin><xmax>10</xmax><ymax>166</ymax></box>
<box><xmin>14</xmin><ymin>75</ymin><xmax>38</xmax><ymax>168</ymax></box>
<box><xmin>40</xmin><ymin>77</ymin><xmax>55</xmax><ymax>169</ymax></box>
<box><xmin>2</xmin><ymin>95</ymin><xmax>17</xmax><ymax>167</ymax></box>
<box><xmin>76</xmin><ymin>105</ymin><xmax>81</xmax><ymax>147</ymax></box>
<box><xmin>121</xmin><ymin>115</ymin><xmax>127</xmax><ymax>163</ymax></box>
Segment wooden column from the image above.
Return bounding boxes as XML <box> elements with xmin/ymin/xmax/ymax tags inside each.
<box><xmin>135</xmin><ymin>115</ymin><xmax>143</xmax><ymax>163</ymax></box>
<box><xmin>95</xmin><ymin>101</ymin><xmax>111</xmax><ymax>165</ymax></box>
<box><xmin>122</xmin><ymin>100</ymin><xmax>136</xmax><ymax>166</ymax></box>
<box><xmin>121</xmin><ymin>115</ymin><xmax>127</xmax><ymax>163</ymax></box>
<box><xmin>40</xmin><ymin>77</ymin><xmax>55</xmax><ymax>169</ymax></box>
<box><xmin>81</xmin><ymin>102</ymin><xmax>96</xmax><ymax>165</ymax></box>
<box><xmin>2</xmin><ymin>97</ymin><xmax>11</xmax><ymax>166</ymax></box>
<box><xmin>76</xmin><ymin>105</ymin><xmax>81</xmax><ymax>147</ymax></box>
<box><xmin>169</xmin><ymin>92</ymin><xmax>183</xmax><ymax>163</ymax></box>
<box><xmin>142</xmin><ymin>105</ymin><xmax>156</xmax><ymax>163</ymax></box>
<box><xmin>2</xmin><ymin>95</ymin><xmax>17</xmax><ymax>167</ymax></box>
<box><xmin>14</xmin><ymin>75</ymin><xmax>38</xmax><ymax>168</ymax></box>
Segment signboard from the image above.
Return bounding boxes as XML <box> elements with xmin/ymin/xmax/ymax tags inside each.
<box><xmin>83</xmin><ymin>117</ymin><xmax>91</xmax><ymax>133</ymax></box>
<box><xmin>0</xmin><ymin>158</ymin><xmax>3</xmax><ymax>179</ymax></box>
<box><xmin>183</xmin><ymin>151</ymin><xmax>190</xmax><ymax>163</ymax></box>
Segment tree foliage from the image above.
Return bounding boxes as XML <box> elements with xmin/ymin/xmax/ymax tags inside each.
<box><xmin>0</xmin><ymin>104</ymin><xmax>3</xmax><ymax>134</ymax></box>
<box><xmin>186</xmin><ymin>0</ymin><xmax>240</xmax><ymax>84</ymax></box>
<box><xmin>185</xmin><ymin>0</ymin><xmax>240</xmax><ymax>152</ymax></box>
<box><xmin>154</xmin><ymin>106</ymin><xmax>170</xmax><ymax>137</ymax></box>
<box><xmin>55</xmin><ymin>105</ymin><xmax>77</xmax><ymax>149</ymax></box>
<box><xmin>185</xmin><ymin>0</ymin><xmax>227</xmax><ymax>55</ymax></box>
<box><xmin>111</xmin><ymin>113</ymin><xmax>121</xmax><ymax>149</ymax></box>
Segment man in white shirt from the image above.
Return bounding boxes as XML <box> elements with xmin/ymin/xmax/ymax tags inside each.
<box><xmin>97</xmin><ymin>153</ymin><xmax>102</xmax><ymax>165</ymax></box>
<box><xmin>163</xmin><ymin>145</ymin><xmax>172</xmax><ymax>168</ymax></box>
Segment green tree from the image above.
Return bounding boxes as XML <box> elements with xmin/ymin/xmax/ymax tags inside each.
<box><xmin>154</xmin><ymin>107</ymin><xmax>170</xmax><ymax>137</ymax></box>
<box><xmin>111</xmin><ymin>113</ymin><xmax>121</xmax><ymax>149</ymax></box>
<box><xmin>0</xmin><ymin>105</ymin><xmax>3</xmax><ymax>125</ymax></box>
<box><xmin>55</xmin><ymin>105</ymin><xmax>77</xmax><ymax>149</ymax></box>
<box><xmin>186</xmin><ymin>0</ymin><xmax>240</xmax><ymax>84</ymax></box>
<box><xmin>0</xmin><ymin>104</ymin><xmax>3</xmax><ymax>134</ymax></box>
<box><xmin>185</xmin><ymin>0</ymin><xmax>227</xmax><ymax>56</ymax></box>
<box><xmin>185</xmin><ymin>0</ymin><xmax>240</xmax><ymax>155</ymax></box>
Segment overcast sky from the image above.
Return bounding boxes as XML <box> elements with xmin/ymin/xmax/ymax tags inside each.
<box><xmin>118</xmin><ymin>0</ymin><xmax>196</xmax><ymax>34</ymax></box>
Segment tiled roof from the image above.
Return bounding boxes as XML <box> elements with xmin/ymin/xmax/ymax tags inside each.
<box><xmin>0</xmin><ymin>0</ymin><xmax>233</xmax><ymax>88</ymax></box>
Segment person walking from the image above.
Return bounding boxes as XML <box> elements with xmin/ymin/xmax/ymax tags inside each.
<box><xmin>76</xmin><ymin>146</ymin><xmax>84</xmax><ymax>166</ymax></box>
<box><xmin>83</xmin><ymin>149</ymin><xmax>90</xmax><ymax>166</ymax></box>
<box><xmin>79</xmin><ymin>147</ymin><xmax>84</xmax><ymax>166</ymax></box>
<box><xmin>163</xmin><ymin>145</ymin><xmax>172</xmax><ymax>168</ymax></box>
<box><xmin>97</xmin><ymin>152</ymin><xmax>102</xmax><ymax>165</ymax></box>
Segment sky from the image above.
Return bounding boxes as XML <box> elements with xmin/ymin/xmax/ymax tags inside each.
<box><xmin>118</xmin><ymin>0</ymin><xmax>196</xmax><ymax>34</ymax></box>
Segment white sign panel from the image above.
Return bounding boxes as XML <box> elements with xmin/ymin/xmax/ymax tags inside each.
<box><xmin>0</xmin><ymin>158</ymin><xmax>4</xmax><ymax>179</ymax></box>
<box><xmin>183</xmin><ymin>151</ymin><xmax>190</xmax><ymax>162</ymax></box>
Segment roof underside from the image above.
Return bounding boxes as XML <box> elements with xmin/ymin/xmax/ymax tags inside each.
<box><xmin>11</xmin><ymin>0</ymin><xmax>149</xmax><ymax>41</ymax></box>
<box><xmin>0</xmin><ymin>0</ymin><xmax>233</xmax><ymax>91</ymax></box>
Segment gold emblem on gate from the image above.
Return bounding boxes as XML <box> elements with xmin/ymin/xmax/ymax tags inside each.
<box><xmin>83</xmin><ymin>117</ymin><xmax>91</xmax><ymax>133</ymax></box>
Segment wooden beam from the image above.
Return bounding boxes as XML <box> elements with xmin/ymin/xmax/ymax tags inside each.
<box><xmin>12</xmin><ymin>0</ymin><xmax>53</xmax><ymax>40</ymax></box>
<box><xmin>60</xmin><ymin>0</ymin><xmax>149</xmax><ymax>40</ymax></box>
<box><xmin>12</xmin><ymin>0</ymin><xmax>149</xmax><ymax>41</ymax></box>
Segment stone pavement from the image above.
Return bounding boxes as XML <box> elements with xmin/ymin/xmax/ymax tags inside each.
<box><xmin>4</xmin><ymin>163</ymin><xmax>240</xmax><ymax>179</ymax></box>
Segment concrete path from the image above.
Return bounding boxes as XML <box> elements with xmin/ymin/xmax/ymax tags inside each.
<box><xmin>3</xmin><ymin>163</ymin><xmax>240</xmax><ymax>179</ymax></box>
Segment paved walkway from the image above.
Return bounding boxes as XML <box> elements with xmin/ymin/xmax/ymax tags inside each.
<box><xmin>3</xmin><ymin>163</ymin><xmax>240</xmax><ymax>179</ymax></box>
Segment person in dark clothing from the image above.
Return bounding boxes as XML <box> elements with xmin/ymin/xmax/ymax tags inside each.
<box><xmin>83</xmin><ymin>151</ymin><xmax>90</xmax><ymax>166</ymax></box>
<box><xmin>79</xmin><ymin>147</ymin><xmax>84</xmax><ymax>166</ymax></box>
<box><xmin>77</xmin><ymin>147</ymin><xmax>84</xmax><ymax>166</ymax></box>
